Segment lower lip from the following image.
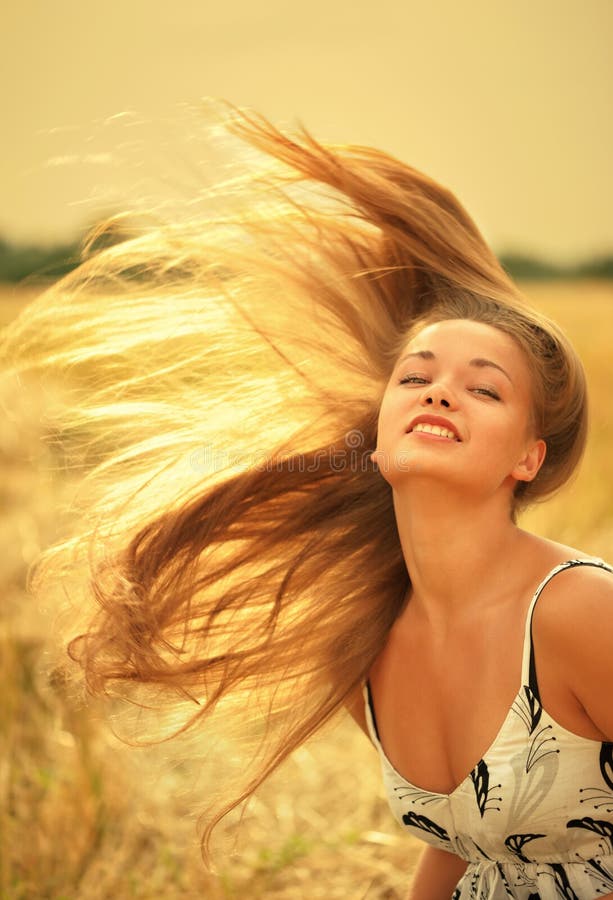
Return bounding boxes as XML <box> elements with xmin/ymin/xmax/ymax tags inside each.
<box><xmin>408</xmin><ymin>430</ymin><xmax>458</xmax><ymax>442</ymax></box>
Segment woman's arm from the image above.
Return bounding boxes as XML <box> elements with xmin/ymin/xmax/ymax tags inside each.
<box><xmin>405</xmin><ymin>846</ymin><xmax>468</xmax><ymax>900</ymax></box>
<box><xmin>538</xmin><ymin>565</ymin><xmax>613</xmax><ymax>741</ymax></box>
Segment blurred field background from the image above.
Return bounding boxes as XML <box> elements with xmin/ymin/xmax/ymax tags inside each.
<box><xmin>1</xmin><ymin>276</ymin><xmax>612</xmax><ymax>900</ymax></box>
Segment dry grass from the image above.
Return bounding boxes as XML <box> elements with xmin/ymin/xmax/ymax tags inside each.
<box><xmin>1</xmin><ymin>280</ymin><xmax>612</xmax><ymax>899</ymax></box>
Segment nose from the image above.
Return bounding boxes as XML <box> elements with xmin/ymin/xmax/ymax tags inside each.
<box><xmin>420</xmin><ymin>382</ymin><xmax>455</xmax><ymax>409</ymax></box>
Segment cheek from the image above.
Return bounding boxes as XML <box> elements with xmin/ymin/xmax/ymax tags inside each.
<box><xmin>376</xmin><ymin>394</ymin><xmax>401</xmax><ymax>444</ymax></box>
<box><xmin>481</xmin><ymin>414</ymin><xmax>533</xmax><ymax>472</ymax></box>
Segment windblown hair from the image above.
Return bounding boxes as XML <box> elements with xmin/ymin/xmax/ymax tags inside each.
<box><xmin>0</xmin><ymin>106</ymin><xmax>586</xmax><ymax>857</ymax></box>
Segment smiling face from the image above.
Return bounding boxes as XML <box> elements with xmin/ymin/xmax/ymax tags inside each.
<box><xmin>373</xmin><ymin>318</ymin><xmax>547</xmax><ymax>509</ymax></box>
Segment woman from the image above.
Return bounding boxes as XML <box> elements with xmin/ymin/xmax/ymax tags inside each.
<box><xmin>3</xmin><ymin>108</ymin><xmax>612</xmax><ymax>897</ymax></box>
<box><xmin>354</xmin><ymin>296</ymin><xmax>613</xmax><ymax>897</ymax></box>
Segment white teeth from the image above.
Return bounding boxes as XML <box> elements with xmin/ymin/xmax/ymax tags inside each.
<box><xmin>412</xmin><ymin>423</ymin><xmax>457</xmax><ymax>440</ymax></box>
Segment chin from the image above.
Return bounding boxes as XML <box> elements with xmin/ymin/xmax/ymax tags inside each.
<box><xmin>373</xmin><ymin>454</ymin><xmax>437</xmax><ymax>488</ymax></box>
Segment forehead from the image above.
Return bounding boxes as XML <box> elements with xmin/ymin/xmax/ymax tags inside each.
<box><xmin>402</xmin><ymin>318</ymin><xmax>526</xmax><ymax>364</ymax></box>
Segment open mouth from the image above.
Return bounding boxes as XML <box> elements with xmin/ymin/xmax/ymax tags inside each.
<box><xmin>410</xmin><ymin>423</ymin><xmax>459</xmax><ymax>441</ymax></box>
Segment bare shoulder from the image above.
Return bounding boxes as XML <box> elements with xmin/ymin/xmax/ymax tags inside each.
<box><xmin>535</xmin><ymin>557</ymin><xmax>613</xmax><ymax>637</ymax></box>
<box><xmin>519</xmin><ymin>530</ymin><xmax>613</xmax><ymax>635</ymax></box>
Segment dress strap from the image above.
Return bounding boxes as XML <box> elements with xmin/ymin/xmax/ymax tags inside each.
<box><xmin>520</xmin><ymin>558</ymin><xmax>613</xmax><ymax>696</ymax></box>
<box><xmin>363</xmin><ymin>680</ymin><xmax>382</xmax><ymax>747</ymax></box>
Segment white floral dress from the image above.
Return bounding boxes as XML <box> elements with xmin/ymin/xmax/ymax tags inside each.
<box><xmin>365</xmin><ymin>559</ymin><xmax>613</xmax><ymax>899</ymax></box>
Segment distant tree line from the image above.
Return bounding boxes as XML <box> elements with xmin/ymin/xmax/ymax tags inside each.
<box><xmin>498</xmin><ymin>252</ymin><xmax>613</xmax><ymax>281</ymax></box>
<box><xmin>0</xmin><ymin>233</ymin><xmax>612</xmax><ymax>285</ymax></box>
<box><xmin>0</xmin><ymin>236</ymin><xmax>82</xmax><ymax>283</ymax></box>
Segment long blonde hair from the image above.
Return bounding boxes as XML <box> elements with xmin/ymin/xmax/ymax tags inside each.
<box><xmin>0</xmin><ymin>106</ymin><xmax>580</xmax><ymax>857</ymax></box>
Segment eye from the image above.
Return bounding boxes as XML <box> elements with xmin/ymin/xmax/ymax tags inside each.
<box><xmin>471</xmin><ymin>386</ymin><xmax>501</xmax><ymax>401</ymax></box>
<box><xmin>398</xmin><ymin>374</ymin><xmax>430</xmax><ymax>386</ymax></box>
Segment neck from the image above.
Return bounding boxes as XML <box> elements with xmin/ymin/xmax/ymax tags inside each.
<box><xmin>392</xmin><ymin>480</ymin><xmax>529</xmax><ymax>625</ymax></box>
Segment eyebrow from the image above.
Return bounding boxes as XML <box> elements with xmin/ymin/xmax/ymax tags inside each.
<box><xmin>398</xmin><ymin>350</ymin><xmax>514</xmax><ymax>384</ymax></box>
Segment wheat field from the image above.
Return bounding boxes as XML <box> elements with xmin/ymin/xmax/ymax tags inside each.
<box><xmin>1</xmin><ymin>280</ymin><xmax>612</xmax><ymax>899</ymax></box>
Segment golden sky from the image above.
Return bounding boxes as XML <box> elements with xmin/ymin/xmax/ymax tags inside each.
<box><xmin>3</xmin><ymin>0</ymin><xmax>612</xmax><ymax>262</ymax></box>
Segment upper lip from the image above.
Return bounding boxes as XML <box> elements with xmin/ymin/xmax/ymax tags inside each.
<box><xmin>406</xmin><ymin>414</ymin><xmax>461</xmax><ymax>441</ymax></box>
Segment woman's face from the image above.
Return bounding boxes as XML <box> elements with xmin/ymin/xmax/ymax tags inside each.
<box><xmin>373</xmin><ymin>318</ymin><xmax>546</xmax><ymax>502</ymax></box>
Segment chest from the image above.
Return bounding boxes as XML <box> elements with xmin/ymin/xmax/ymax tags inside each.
<box><xmin>368</xmin><ymin>605</ymin><xmax>528</xmax><ymax>795</ymax></box>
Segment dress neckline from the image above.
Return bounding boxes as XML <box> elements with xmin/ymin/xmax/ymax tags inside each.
<box><xmin>364</xmin><ymin>678</ymin><xmax>525</xmax><ymax>799</ymax></box>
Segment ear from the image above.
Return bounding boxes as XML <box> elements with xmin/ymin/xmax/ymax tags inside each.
<box><xmin>512</xmin><ymin>438</ymin><xmax>547</xmax><ymax>483</ymax></box>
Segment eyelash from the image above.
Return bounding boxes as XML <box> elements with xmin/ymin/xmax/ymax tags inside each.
<box><xmin>472</xmin><ymin>387</ymin><xmax>501</xmax><ymax>401</ymax></box>
<box><xmin>398</xmin><ymin>375</ymin><xmax>428</xmax><ymax>387</ymax></box>
<box><xmin>398</xmin><ymin>374</ymin><xmax>501</xmax><ymax>401</ymax></box>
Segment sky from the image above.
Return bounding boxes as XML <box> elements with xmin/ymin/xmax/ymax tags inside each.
<box><xmin>2</xmin><ymin>0</ymin><xmax>612</xmax><ymax>263</ymax></box>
